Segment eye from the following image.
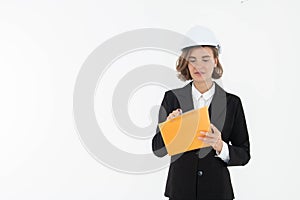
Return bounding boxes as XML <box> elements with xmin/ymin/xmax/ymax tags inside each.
<box><xmin>202</xmin><ymin>59</ymin><xmax>209</xmax><ymax>62</ymax></box>
<box><xmin>188</xmin><ymin>58</ymin><xmax>196</xmax><ymax>63</ymax></box>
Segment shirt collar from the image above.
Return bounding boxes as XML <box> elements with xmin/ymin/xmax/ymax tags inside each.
<box><xmin>191</xmin><ymin>81</ymin><xmax>215</xmax><ymax>101</ymax></box>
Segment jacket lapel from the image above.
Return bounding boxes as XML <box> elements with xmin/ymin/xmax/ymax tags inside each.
<box><xmin>209</xmin><ymin>82</ymin><xmax>227</xmax><ymax>132</ymax></box>
<box><xmin>171</xmin><ymin>81</ymin><xmax>194</xmax><ymax>113</ymax></box>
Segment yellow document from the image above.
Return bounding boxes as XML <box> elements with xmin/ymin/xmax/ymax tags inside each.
<box><xmin>158</xmin><ymin>106</ymin><xmax>211</xmax><ymax>156</ymax></box>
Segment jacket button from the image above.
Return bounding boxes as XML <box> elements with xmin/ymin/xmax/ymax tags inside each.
<box><xmin>197</xmin><ymin>170</ymin><xmax>203</xmax><ymax>176</ymax></box>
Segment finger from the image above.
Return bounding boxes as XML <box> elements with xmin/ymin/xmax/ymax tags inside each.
<box><xmin>167</xmin><ymin>113</ymin><xmax>175</xmax><ymax>120</ymax></box>
<box><xmin>170</xmin><ymin>111</ymin><xmax>178</xmax><ymax>117</ymax></box>
<box><xmin>197</xmin><ymin>131</ymin><xmax>218</xmax><ymax>139</ymax></box>
<box><xmin>167</xmin><ymin>112</ymin><xmax>178</xmax><ymax>120</ymax></box>
<box><xmin>198</xmin><ymin>135</ymin><xmax>216</xmax><ymax>142</ymax></box>
<box><xmin>198</xmin><ymin>136</ymin><xmax>218</xmax><ymax>144</ymax></box>
<box><xmin>168</xmin><ymin>115</ymin><xmax>175</xmax><ymax>120</ymax></box>
<box><xmin>204</xmin><ymin>132</ymin><xmax>219</xmax><ymax>138</ymax></box>
<box><xmin>170</xmin><ymin>111</ymin><xmax>177</xmax><ymax>115</ymax></box>
<box><xmin>198</xmin><ymin>131</ymin><xmax>207</xmax><ymax>136</ymax></box>
<box><xmin>198</xmin><ymin>136</ymin><xmax>218</xmax><ymax>143</ymax></box>
<box><xmin>173</xmin><ymin>109</ymin><xmax>181</xmax><ymax>115</ymax></box>
<box><xmin>210</xmin><ymin>124</ymin><xmax>220</xmax><ymax>134</ymax></box>
<box><xmin>177</xmin><ymin>108</ymin><xmax>182</xmax><ymax>115</ymax></box>
<box><xmin>210</xmin><ymin>124</ymin><xmax>215</xmax><ymax>133</ymax></box>
<box><xmin>171</xmin><ymin>109</ymin><xmax>182</xmax><ymax>118</ymax></box>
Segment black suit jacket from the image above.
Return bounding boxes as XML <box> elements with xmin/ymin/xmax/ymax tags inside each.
<box><xmin>152</xmin><ymin>81</ymin><xmax>250</xmax><ymax>200</ymax></box>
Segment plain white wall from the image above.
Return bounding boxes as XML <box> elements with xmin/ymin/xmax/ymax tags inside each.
<box><xmin>1</xmin><ymin>0</ymin><xmax>299</xmax><ymax>199</ymax></box>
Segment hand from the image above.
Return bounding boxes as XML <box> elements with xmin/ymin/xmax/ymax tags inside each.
<box><xmin>166</xmin><ymin>108</ymin><xmax>182</xmax><ymax>121</ymax></box>
<box><xmin>197</xmin><ymin>124</ymin><xmax>223</xmax><ymax>153</ymax></box>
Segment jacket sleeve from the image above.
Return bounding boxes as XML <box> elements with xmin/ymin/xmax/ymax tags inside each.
<box><xmin>227</xmin><ymin>97</ymin><xmax>251</xmax><ymax>166</ymax></box>
<box><xmin>152</xmin><ymin>92</ymin><xmax>171</xmax><ymax>157</ymax></box>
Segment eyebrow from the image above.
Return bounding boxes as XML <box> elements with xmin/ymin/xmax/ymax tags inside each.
<box><xmin>188</xmin><ymin>55</ymin><xmax>211</xmax><ymax>59</ymax></box>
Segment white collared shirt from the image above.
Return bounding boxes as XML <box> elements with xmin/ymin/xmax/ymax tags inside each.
<box><xmin>191</xmin><ymin>81</ymin><xmax>230</xmax><ymax>163</ymax></box>
<box><xmin>191</xmin><ymin>81</ymin><xmax>215</xmax><ymax>109</ymax></box>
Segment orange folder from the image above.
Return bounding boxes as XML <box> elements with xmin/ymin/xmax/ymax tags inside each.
<box><xmin>158</xmin><ymin>106</ymin><xmax>211</xmax><ymax>156</ymax></box>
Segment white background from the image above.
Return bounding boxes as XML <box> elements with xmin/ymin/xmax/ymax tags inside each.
<box><xmin>1</xmin><ymin>0</ymin><xmax>300</xmax><ymax>199</ymax></box>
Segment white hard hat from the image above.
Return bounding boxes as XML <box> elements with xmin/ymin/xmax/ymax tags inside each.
<box><xmin>181</xmin><ymin>25</ymin><xmax>221</xmax><ymax>54</ymax></box>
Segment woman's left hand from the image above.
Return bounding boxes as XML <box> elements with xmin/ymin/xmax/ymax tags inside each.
<box><xmin>197</xmin><ymin>124</ymin><xmax>223</xmax><ymax>154</ymax></box>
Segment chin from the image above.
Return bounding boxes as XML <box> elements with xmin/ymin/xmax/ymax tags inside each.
<box><xmin>193</xmin><ymin>77</ymin><xmax>210</xmax><ymax>83</ymax></box>
<box><xmin>192</xmin><ymin>76</ymin><xmax>205</xmax><ymax>81</ymax></box>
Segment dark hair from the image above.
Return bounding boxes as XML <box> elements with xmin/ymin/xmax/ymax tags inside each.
<box><xmin>176</xmin><ymin>45</ymin><xmax>223</xmax><ymax>81</ymax></box>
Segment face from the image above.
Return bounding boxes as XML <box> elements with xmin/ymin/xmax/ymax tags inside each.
<box><xmin>187</xmin><ymin>46</ymin><xmax>217</xmax><ymax>83</ymax></box>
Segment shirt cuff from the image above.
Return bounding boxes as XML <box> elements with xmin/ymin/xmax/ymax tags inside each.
<box><xmin>215</xmin><ymin>141</ymin><xmax>230</xmax><ymax>163</ymax></box>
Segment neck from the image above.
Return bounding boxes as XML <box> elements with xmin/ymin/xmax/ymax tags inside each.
<box><xmin>193</xmin><ymin>80</ymin><xmax>213</xmax><ymax>93</ymax></box>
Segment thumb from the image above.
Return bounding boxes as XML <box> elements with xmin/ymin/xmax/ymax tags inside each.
<box><xmin>210</xmin><ymin>124</ymin><xmax>216</xmax><ymax>133</ymax></box>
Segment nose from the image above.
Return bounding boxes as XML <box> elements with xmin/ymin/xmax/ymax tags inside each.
<box><xmin>191</xmin><ymin>63</ymin><xmax>204</xmax><ymax>71</ymax></box>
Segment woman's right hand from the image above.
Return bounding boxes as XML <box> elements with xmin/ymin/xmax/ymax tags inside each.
<box><xmin>166</xmin><ymin>108</ymin><xmax>182</xmax><ymax>121</ymax></box>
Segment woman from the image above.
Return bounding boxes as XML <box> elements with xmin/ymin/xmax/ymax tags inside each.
<box><xmin>152</xmin><ymin>26</ymin><xmax>250</xmax><ymax>200</ymax></box>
